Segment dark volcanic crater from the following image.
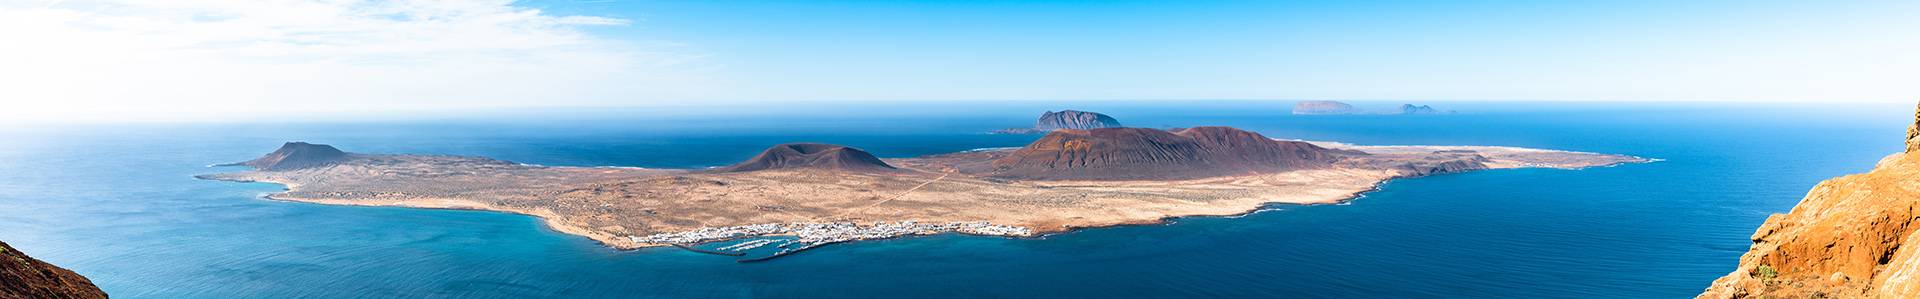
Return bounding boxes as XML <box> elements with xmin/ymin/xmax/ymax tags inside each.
<box><xmin>952</xmin><ymin>127</ymin><xmax>1359</xmax><ymax>180</ymax></box>
<box><xmin>715</xmin><ymin>143</ymin><xmax>898</xmax><ymax>173</ymax></box>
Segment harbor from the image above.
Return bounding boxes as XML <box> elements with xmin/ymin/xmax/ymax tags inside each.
<box><xmin>671</xmin><ymin>244</ymin><xmax>746</xmax><ymax>256</ymax></box>
<box><xmin>643</xmin><ymin>221</ymin><xmax>1034</xmax><ymax>262</ymax></box>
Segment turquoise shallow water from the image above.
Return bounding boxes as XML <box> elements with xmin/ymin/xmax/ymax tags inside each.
<box><xmin>0</xmin><ymin>101</ymin><xmax>1906</xmax><ymax>298</ymax></box>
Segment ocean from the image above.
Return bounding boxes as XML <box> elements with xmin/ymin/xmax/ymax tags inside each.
<box><xmin>0</xmin><ymin>101</ymin><xmax>1905</xmax><ymax>298</ymax></box>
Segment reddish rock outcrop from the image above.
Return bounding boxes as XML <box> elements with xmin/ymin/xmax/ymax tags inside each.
<box><xmin>1</xmin><ymin>241</ymin><xmax>107</xmax><ymax>299</ymax></box>
<box><xmin>1907</xmin><ymin>103</ymin><xmax>1919</xmax><ymax>153</ymax></box>
<box><xmin>715</xmin><ymin>143</ymin><xmax>897</xmax><ymax>173</ymax></box>
<box><xmin>986</xmin><ymin>127</ymin><xmax>1355</xmax><ymax>180</ymax></box>
<box><xmin>1699</xmin><ymin>102</ymin><xmax>1920</xmax><ymax>298</ymax></box>
<box><xmin>225</xmin><ymin>142</ymin><xmax>350</xmax><ymax>171</ymax></box>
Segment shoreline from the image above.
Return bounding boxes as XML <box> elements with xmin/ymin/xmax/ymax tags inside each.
<box><xmin>231</xmin><ymin>181</ymin><xmax>654</xmax><ymax>250</ymax></box>
<box><xmin>203</xmin><ymin>156</ymin><xmax>1648</xmax><ymax>254</ymax></box>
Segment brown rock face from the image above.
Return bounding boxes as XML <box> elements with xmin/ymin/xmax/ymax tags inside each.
<box><xmin>1292</xmin><ymin>100</ymin><xmax>1359</xmax><ymax>115</ymax></box>
<box><xmin>715</xmin><ymin>143</ymin><xmax>896</xmax><ymax>173</ymax></box>
<box><xmin>1035</xmin><ymin>110</ymin><xmax>1123</xmax><ymax>131</ymax></box>
<box><xmin>1</xmin><ymin>241</ymin><xmax>108</xmax><ymax>299</ymax></box>
<box><xmin>228</xmin><ymin>142</ymin><xmax>350</xmax><ymax>171</ymax></box>
<box><xmin>1699</xmin><ymin>102</ymin><xmax>1920</xmax><ymax>298</ymax></box>
<box><xmin>1907</xmin><ymin>102</ymin><xmax>1919</xmax><ymax>153</ymax></box>
<box><xmin>987</xmin><ymin>127</ymin><xmax>1355</xmax><ymax>180</ymax></box>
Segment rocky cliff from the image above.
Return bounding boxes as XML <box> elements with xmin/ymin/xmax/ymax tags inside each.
<box><xmin>224</xmin><ymin>142</ymin><xmax>350</xmax><ymax>171</ymax></box>
<box><xmin>987</xmin><ymin>127</ymin><xmax>1355</xmax><ymax>180</ymax></box>
<box><xmin>715</xmin><ymin>143</ymin><xmax>897</xmax><ymax>173</ymax></box>
<box><xmin>1699</xmin><ymin>103</ymin><xmax>1920</xmax><ymax>298</ymax></box>
<box><xmin>1908</xmin><ymin>103</ymin><xmax>1919</xmax><ymax>153</ymax></box>
<box><xmin>1292</xmin><ymin>101</ymin><xmax>1359</xmax><ymax>115</ymax></box>
<box><xmin>1</xmin><ymin>241</ymin><xmax>108</xmax><ymax>299</ymax></box>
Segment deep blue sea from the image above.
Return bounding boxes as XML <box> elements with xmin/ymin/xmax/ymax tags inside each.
<box><xmin>0</xmin><ymin>101</ymin><xmax>1907</xmax><ymax>298</ymax></box>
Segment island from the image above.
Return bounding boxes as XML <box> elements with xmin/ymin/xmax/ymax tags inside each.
<box><xmin>1293</xmin><ymin>101</ymin><xmax>1455</xmax><ymax>115</ymax></box>
<box><xmin>990</xmin><ymin>110</ymin><xmax>1123</xmax><ymax>134</ymax></box>
<box><xmin>1292</xmin><ymin>100</ymin><xmax>1360</xmax><ymax>115</ymax></box>
<box><xmin>198</xmin><ymin>126</ymin><xmax>1644</xmax><ymax>260</ymax></box>
<box><xmin>1400</xmin><ymin>104</ymin><xmax>1452</xmax><ymax>114</ymax></box>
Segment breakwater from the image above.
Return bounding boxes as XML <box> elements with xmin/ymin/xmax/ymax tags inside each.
<box><xmin>634</xmin><ymin>221</ymin><xmax>1034</xmax><ymax>262</ymax></box>
<box><xmin>671</xmin><ymin>244</ymin><xmax>747</xmax><ymax>256</ymax></box>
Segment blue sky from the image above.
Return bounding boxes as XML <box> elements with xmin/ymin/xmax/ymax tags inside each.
<box><xmin>543</xmin><ymin>0</ymin><xmax>1918</xmax><ymax>101</ymax></box>
<box><xmin>1</xmin><ymin>0</ymin><xmax>1915</xmax><ymax>122</ymax></box>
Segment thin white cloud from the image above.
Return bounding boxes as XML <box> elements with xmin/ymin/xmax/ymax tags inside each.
<box><xmin>556</xmin><ymin>15</ymin><xmax>631</xmax><ymax>26</ymax></box>
<box><xmin>0</xmin><ymin>0</ymin><xmax>711</xmax><ymax>123</ymax></box>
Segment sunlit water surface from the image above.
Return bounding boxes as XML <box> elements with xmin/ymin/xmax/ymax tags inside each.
<box><xmin>0</xmin><ymin>101</ymin><xmax>1904</xmax><ymax>298</ymax></box>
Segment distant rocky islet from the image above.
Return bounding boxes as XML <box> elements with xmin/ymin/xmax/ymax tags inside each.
<box><xmin>991</xmin><ymin>110</ymin><xmax>1123</xmax><ymax>134</ymax></box>
<box><xmin>1293</xmin><ymin>100</ymin><xmax>1454</xmax><ymax>115</ymax></box>
<box><xmin>1292</xmin><ymin>101</ymin><xmax>1360</xmax><ymax>115</ymax></box>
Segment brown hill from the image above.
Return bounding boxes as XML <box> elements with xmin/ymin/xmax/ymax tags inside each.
<box><xmin>1</xmin><ymin>240</ymin><xmax>108</xmax><ymax>299</ymax></box>
<box><xmin>1699</xmin><ymin>103</ymin><xmax>1920</xmax><ymax>298</ymax></box>
<box><xmin>986</xmin><ymin>126</ymin><xmax>1355</xmax><ymax>180</ymax></box>
<box><xmin>715</xmin><ymin>143</ymin><xmax>897</xmax><ymax>173</ymax></box>
<box><xmin>225</xmin><ymin>142</ymin><xmax>350</xmax><ymax>171</ymax></box>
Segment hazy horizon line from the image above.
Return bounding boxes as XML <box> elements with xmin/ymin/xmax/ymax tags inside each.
<box><xmin>3</xmin><ymin>98</ymin><xmax>1908</xmax><ymax>125</ymax></box>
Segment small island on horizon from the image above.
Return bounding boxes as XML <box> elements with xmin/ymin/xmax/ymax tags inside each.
<box><xmin>198</xmin><ymin>125</ymin><xmax>1644</xmax><ymax>261</ymax></box>
<box><xmin>990</xmin><ymin>110</ymin><xmax>1124</xmax><ymax>134</ymax></box>
<box><xmin>1293</xmin><ymin>100</ymin><xmax>1455</xmax><ymax>115</ymax></box>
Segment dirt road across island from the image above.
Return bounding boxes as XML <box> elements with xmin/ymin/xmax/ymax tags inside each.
<box><xmin>825</xmin><ymin>172</ymin><xmax>951</xmax><ymax>220</ymax></box>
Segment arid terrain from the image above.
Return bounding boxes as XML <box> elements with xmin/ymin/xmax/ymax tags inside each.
<box><xmin>200</xmin><ymin>127</ymin><xmax>1644</xmax><ymax>250</ymax></box>
<box><xmin>1</xmin><ymin>240</ymin><xmax>107</xmax><ymax>299</ymax></box>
